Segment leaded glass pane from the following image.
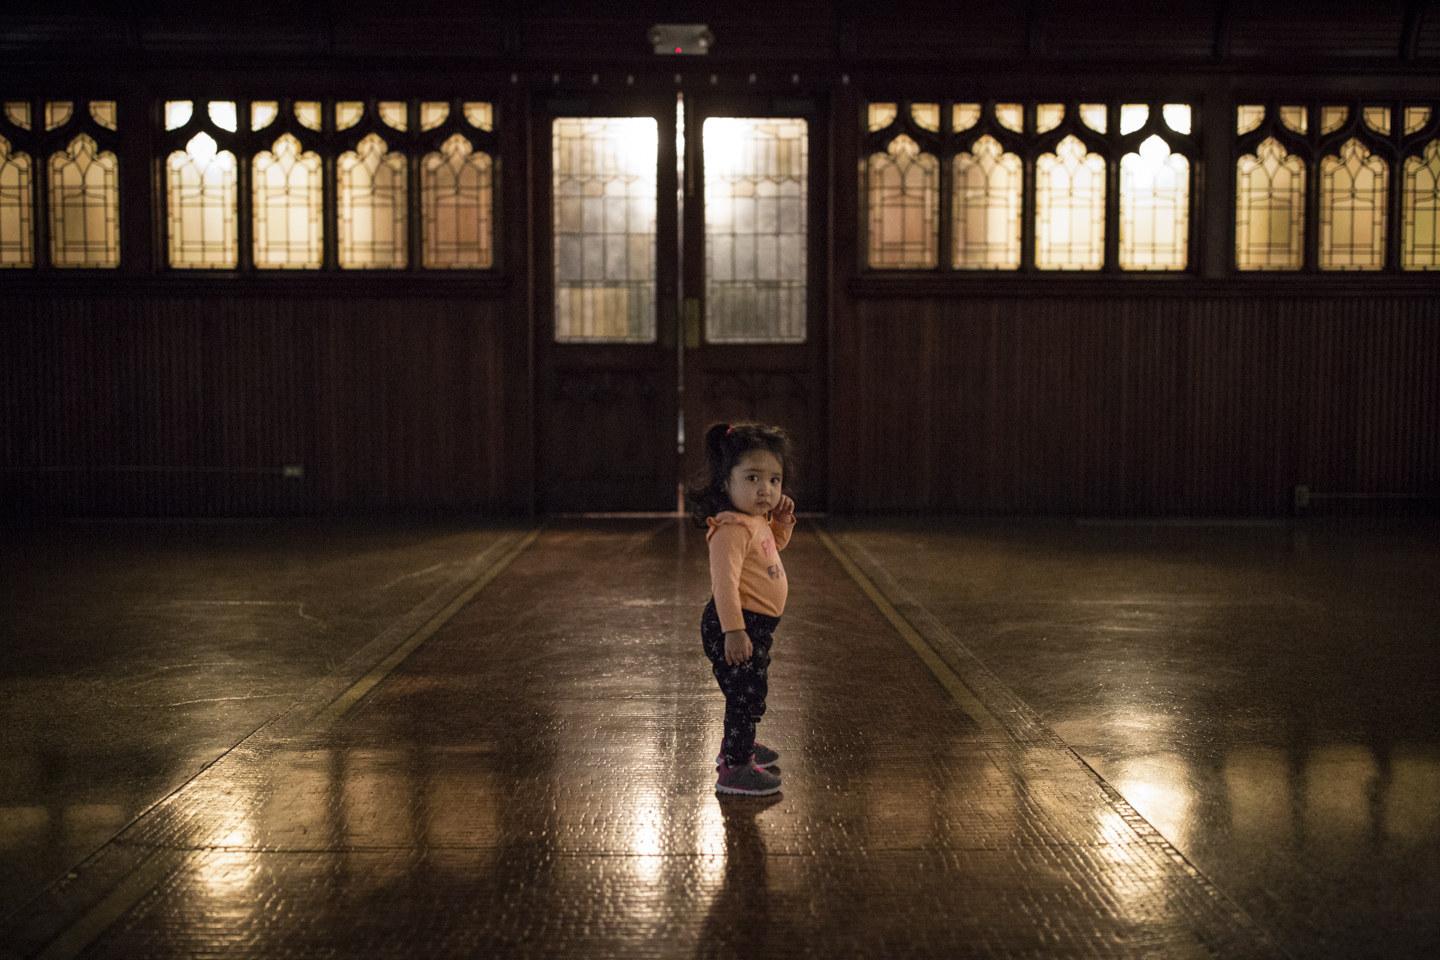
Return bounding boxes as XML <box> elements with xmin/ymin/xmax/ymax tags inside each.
<box><xmin>1035</xmin><ymin>135</ymin><xmax>1105</xmax><ymax>270</ymax></box>
<box><xmin>295</xmin><ymin>102</ymin><xmax>322</xmax><ymax>131</ymax></box>
<box><xmin>209</xmin><ymin>102</ymin><xmax>237</xmax><ymax>133</ymax></box>
<box><xmin>165</xmin><ymin>101</ymin><xmax>192</xmax><ymax>130</ymax></box>
<box><xmin>1237</xmin><ymin>105</ymin><xmax>1265</xmax><ymax>135</ymax></box>
<box><xmin>867</xmin><ymin>103</ymin><xmax>897</xmax><ymax>132</ymax></box>
<box><xmin>911</xmin><ymin>103</ymin><xmax>940</xmax><ymax>132</ymax></box>
<box><xmin>1318</xmin><ymin>139</ymin><xmax>1387</xmax><ymax>271</ymax></box>
<box><xmin>1405</xmin><ymin>107</ymin><xmax>1432</xmax><ymax>136</ymax></box>
<box><xmin>1120</xmin><ymin>104</ymin><xmax>1147</xmax><ymax>135</ymax></box>
<box><xmin>1081</xmin><ymin>104</ymin><xmax>1107</xmax><ymax>133</ymax></box>
<box><xmin>552</xmin><ymin>118</ymin><xmax>655</xmax><ymax>340</ymax></box>
<box><xmin>995</xmin><ymin>104</ymin><xmax>1023</xmax><ymax>133</ymax></box>
<box><xmin>1037</xmin><ymin>104</ymin><xmax>1064</xmax><ymax>134</ymax></box>
<box><xmin>704</xmin><ymin>117</ymin><xmax>807</xmax><ymax>343</ymax></box>
<box><xmin>1321</xmin><ymin>106</ymin><xmax>1348</xmax><ymax>135</ymax></box>
<box><xmin>951</xmin><ymin>136</ymin><xmax>1021</xmax><ymax>270</ymax></box>
<box><xmin>336</xmin><ymin>101</ymin><xmax>364</xmax><ymax>131</ymax></box>
<box><xmin>952</xmin><ymin>103</ymin><xmax>980</xmax><ymax>132</ymax></box>
<box><xmin>1235</xmin><ymin>138</ymin><xmax>1304</xmax><ymax>270</ymax></box>
<box><xmin>5</xmin><ymin>102</ymin><xmax>32</xmax><ymax>130</ymax></box>
<box><xmin>1363</xmin><ymin>107</ymin><xmax>1391</xmax><ymax>136</ymax></box>
<box><xmin>421</xmin><ymin>102</ymin><xmax>449</xmax><ymax>131</ymax></box>
<box><xmin>253</xmin><ymin>133</ymin><xmax>323</xmax><ymax>269</ymax></box>
<box><xmin>867</xmin><ymin>134</ymin><xmax>937</xmax><ymax>269</ymax></box>
<box><xmin>1163</xmin><ymin>104</ymin><xmax>1191</xmax><ymax>135</ymax></box>
<box><xmin>1120</xmin><ymin>136</ymin><xmax>1188</xmax><ymax>271</ymax></box>
<box><xmin>252</xmin><ymin>101</ymin><xmax>278</xmax><ymax>131</ymax></box>
<box><xmin>89</xmin><ymin>101</ymin><xmax>116</xmax><ymax>130</ymax></box>
<box><xmin>1402</xmin><ymin>141</ymin><xmax>1440</xmax><ymax>270</ymax></box>
<box><xmin>464</xmin><ymin>102</ymin><xmax>493</xmax><ymax>130</ymax></box>
<box><xmin>424</xmin><ymin>133</ymin><xmax>495</xmax><ymax>270</ymax></box>
<box><xmin>339</xmin><ymin>133</ymin><xmax>407</xmax><ymax>269</ymax></box>
<box><xmin>45</xmin><ymin>102</ymin><xmax>72</xmax><ymax>130</ymax></box>
<box><xmin>49</xmin><ymin>134</ymin><xmax>119</xmax><ymax>268</ymax></box>
<box><xmin>0</xmin><ymin>135</ymin><xmax>33</xmax><ymax>267</ymax></box>
<box><xmin>379</xmin><ymin>102</ymin><xmax>408</xmax><ymax>131</ymax></box>
<box><xmin>1280</xmin><ymin>106</ymin><xmax>1307</xmax><ymax>134</ymax></box>
<box><xmin>167</xmin><ymin>133</ymin><xmax>237</xmax><ymax>268</ymax></box>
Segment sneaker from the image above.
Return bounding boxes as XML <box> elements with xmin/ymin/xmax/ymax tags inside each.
<box><xmin>715</xmin><ymin>742</ymin><xmax>780</xmax><ymax>769</ymax></box>
<box><xmin>715</xmin><ymin>761</ymin><xmax>782</xmax><ymax>797</ymax></box>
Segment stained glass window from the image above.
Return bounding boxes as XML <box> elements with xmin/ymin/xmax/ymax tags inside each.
<box><xmin>421</xmin><ymin>102</ymin><xmax>449</xmax><ymax>131</ymax></box>
<box><xmin>89</xmin><ymin>101</ymin><xmax>116</xmax><ymax>130</ymax></box>
<box><xmin>995</xmin><ymin>104</ymin><xmax>1023</xmax><ymax>133</ymax></box>
<box><xmin>1120</xmin><ymin>136</ymin><xmax>1188</xmax><ymax>270</ymax></box>
<box><xmin>952</xmin><ymin>103</ymin><xmax>980</xmax><ymax>132</ymax></box>
<box><xmin>424</xmin><ymin>133</ymin><xmax>495</xmax><ymax>270</ymax></box>
<box><xmin>1236</xmin><ymin>138</ymin><xmax>1304</xmax><ymax>270</ymax></box>
<box><xmin>867</xmin><ymin>103</ymin><xmax>897</xmax><ymax>132</ymax></box>
<box><xmin>704</xmin><ymin>118</ymin><xmax>808</xmax><ymax>343</ymax></box>
<box><xmin>1120</xmin><ymin>104</ymin><xmax>1147</xmax><ymax>135</ymax></box>
<box><xmin>336</xmin><ymin>101</ymin><xmax>364</xmax><ymax>131</ymax></box>
<box><xmin>44</xmin><ymin>102</ymin><xmax>72</xmax><ymax>130</ymax></box>
<box><xmin>552</xmin><ymin>117</ymin><xmax>655</xmax><ymax>340</ymax></box>
<box><xmin>0</xmin><ymin>134</ymin><xmax>33</xmax><ymax>267</ymax></box>
<box><xmin>1081</xmin><ymin>104</ymin><xmax>1107</xmax><ymax>133</ymax></box>
<box><xmin>1319</xmin><ymin>139</ymin><xmax>1387</xmax><ymax>270</ymax></box>
<box><xmin>867</xmin><ymin>134</ymin><xmax>938</xmax><ymax>269</ymax></box>
<box><xmin>911</xmin><ymin>103</ymin><xmax>940</xmax><ymax>132</ymax></box>
<box><xmin>1321</xmin><ymin>106</ymin><xmax>1348</xmax><ymax>135</ymax></box>
<box><xmin>168</xmin><ymin>132</ymin><xmax>237</xmax><ymax>268</ymax></box>
<box><xmin>1036</xmin><ymin>104</ymin><xmax>1064</xmax><ymax>134</ymax></box>
<box><xmin>49</xmin><ymin>134</ymin><xmax>119</xmax><ymax>267</ymax></box>
<box><xmin>252</xmin><ymin>101</ymin><xmax>278</xmax><ymax>131</ymax></box>
<box><xmin>339</xmin><ymin>133</ymin><xmax>407</xmax><ymax>269</ymax></box>
<box><xmin>1280</xmin><ymin>106</ymin><xmax>1307</xmax><ymax>134</ymax></box>
<box><xmin>294</xmin><ymin>102</ymin><xmax>322</xmax><ymax>131</ymax></box>
<box><xmin>1402</xmin><ymin>141</ymin><xmax>1440</xmax><ymax>270</ymax></box>
<box><xmin>253</xmin><ymin>133</ymin><xmax>322</xmax><ymax>269</ymax></box>
<box><xmin>464</xmin><ymin>102</ymin><xmax>493</xmax><ymax>131</ymax></box>
<box><xmin>379</xmin><ymin>102</ymin><xmax>408</xmax><ymax>131</ymax></box>
<box><xmin>5</xmin><ymin>102</ymin><xmax>32</xmax><ymax>130</ymax></box>
<box><xmin>1163</xmin><ymin>105</ymin><xmax>1191</xmax><ymax>135</ymax></box>
<box><xmin>165</xmin><ymin>100</ymin><xmax>192</xmax><ymax>130</ymax></box>
<box><xmin>1238</xmin><ymin>105</ymin><xmax>1265</xmax><ymax>135</ymax></box>
<box><xmin>1035</xmin><ymin>135</ymin><xmax>1105</xmax><ymax>270</ymax></box>
<box><xmin>952</xmin><ymin>135</ymin><xmax>1021</xmax><ymax>270</ymax></box>
<box><xmin>1405</xmin><ymin>108</ymin><xmax>1432</xmax><ymax>136</ymax></box>
<box><xmin>209</xmin><ymin>102</ymin><xmax>238</xmax><ymax>133</ymax></box>
<box><xmin>1363</xmin><ymin>107</ymin><xmax>1391</xmax><ymax>136</ymax></box>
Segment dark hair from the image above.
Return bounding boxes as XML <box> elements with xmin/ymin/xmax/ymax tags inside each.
<box><xmin>686</xmin><ymin>422</ymin><xmax>794</xmax><ymax>528</ymax></box>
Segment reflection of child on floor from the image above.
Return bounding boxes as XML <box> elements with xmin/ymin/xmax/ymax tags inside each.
<box><xmin>687</xmin><ymin>422</ymin><xmax>795</xmax><ymax>797</ymax></box>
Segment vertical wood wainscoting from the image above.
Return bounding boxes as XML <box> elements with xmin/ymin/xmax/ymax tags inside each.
<box><xmin>1</xmin><ymin>291</ymin><xmax>528</xmax><ymax>517</ymax></box>
<box><xmin>829</xmin><ymin>291</ymin><xmax>1440</xmax><ymax>515</ymax></box>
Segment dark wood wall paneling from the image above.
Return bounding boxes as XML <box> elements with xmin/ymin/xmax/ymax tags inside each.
<box><xmin>1</xmin><ymin>293</ymin><xmax>527</xmax><ymax>517</ymax></box>
<box><xmin>829</xmin><ymin>294</ymin><xmax>1439</xmax><ymax>516</ymax></box>
<box><xmin>3</xmin><ymin>1</ymin><xmax>1438</xmax><ymax>517</ymax></box>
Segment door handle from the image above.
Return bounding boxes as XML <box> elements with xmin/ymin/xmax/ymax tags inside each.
<box><xmin>684</xmin><ymin>298</ymin><xmax>701</xmax><ymax>349</ymax></box>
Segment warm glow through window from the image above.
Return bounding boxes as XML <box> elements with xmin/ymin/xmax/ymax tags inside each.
<box><xmin>1236</xmin><ymin>138</ymin><xmax>1304</xmax><ymax>270</ymax></box>
<box><xmin>253</xmin><ymin>134</ymin><xmax>323</xmax><ymax>269</ymax></box>
<box><xmin>868</xmin><ymin>134</ymin><xmax>938</xmax><ymax>269</ymax></box>
<box><xmin>1036</xmin><ymin>135</ymin><xmax>1105</xmax><ymax>270</ymax></box>
<box><xmin>952</xmin><ymin>136</ymin><xmax>1021</xmax><ymax>269</ymax></box>
<box><xmin>49</xmin><ymin>134</ymin><xmax>119</xmax><ymax>267</ymax></box>
<box><xmin>1319</xmin><ymin>139</ymin><xmax>1387</xmax><ymax>270</ymax></box>
<box><xmin>1120</xmin><ymin>136</ymin><xmax>1188</xmax><ymax>270</ymax></box>
<box><xmin>0</xmin><ymin>134</ymin><xmax>33</xmax><ymax>267</ymax></box>
<box><xmin>1402</xmin><ymin>141</ymin><xmax>1440</xmax><ymax>270</ymax></box>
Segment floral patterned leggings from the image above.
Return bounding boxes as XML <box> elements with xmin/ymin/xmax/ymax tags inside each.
<box><xmin>700</xmin><ymin>597</ymin><xmax>781</xmax><ymax>768</ymax></box>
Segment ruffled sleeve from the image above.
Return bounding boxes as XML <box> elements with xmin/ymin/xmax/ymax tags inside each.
<box><xmin>706</xmin><ymin>511</ymin><xmax>752</xmax><ymax>632</ymax></box>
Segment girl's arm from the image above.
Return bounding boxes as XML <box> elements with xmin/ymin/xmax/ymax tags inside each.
<box><xmin>708</xmin><ymin>521</ymin><xmax>750</xmax><ymax>634</ymax></box>
<box><xmin>769</xmin><ymin>495</ymin><xmax>796</xmax><ymax>550</ymax></box>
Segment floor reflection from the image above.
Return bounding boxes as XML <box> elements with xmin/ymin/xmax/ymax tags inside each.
<box><xmin>696</xmin><ymin>794</ymin><xmax>782</xmax><ymax>960</ymax></box>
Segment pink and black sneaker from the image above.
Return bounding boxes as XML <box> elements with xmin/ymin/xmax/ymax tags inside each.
<box><xmin>714</xmin><ymin>760</ymin><xmax>782</xmax><ymax>796</ymax></box>
<box><xmin>714</xmin><ymin>741</ymin><xmax>780</xmax><ymax>769</ymax></box>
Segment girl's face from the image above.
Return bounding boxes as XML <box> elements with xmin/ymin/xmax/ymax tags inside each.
<box><xmin>724</xmin><ymin>449</ymin><xmax>784</xmax><ymax>517</ymax></box>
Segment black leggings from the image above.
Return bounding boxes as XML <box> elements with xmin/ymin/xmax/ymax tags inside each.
<box><xmin>701</xmin><ymin>597</ymin><xmax>781</xmax><ymax>767</ymax></box>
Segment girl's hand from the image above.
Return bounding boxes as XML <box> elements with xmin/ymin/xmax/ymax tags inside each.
<box><xmin>772</xmin><ymin>495</ymin><xmax>795</xmax><ymax>523</ymax></box>
<box><xmin>724</xmin><ymin>629</ymin><xmax>753</xmax><ymax>666</ymax></box>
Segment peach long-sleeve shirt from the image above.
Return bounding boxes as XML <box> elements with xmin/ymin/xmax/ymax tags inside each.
<box><xmin>705</xmin><ymin>510</ymin><xmax>795</xmax><ymax>632</ymax></box>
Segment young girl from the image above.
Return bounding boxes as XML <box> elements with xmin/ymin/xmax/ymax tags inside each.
<box><xmin>688</xmin><ymin>422</ymin><xmax>796</xmax><ymax>796</ymax></box>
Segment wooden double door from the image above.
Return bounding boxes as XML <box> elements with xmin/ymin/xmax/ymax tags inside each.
<box><xmin>535</xmin><ymin>91</ymin><xmax>827</xmax><ymax>514</ymax></box>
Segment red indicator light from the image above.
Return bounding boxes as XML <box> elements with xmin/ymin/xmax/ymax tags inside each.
<box><xmin>675</xmin><ymin>46</ymin><xmax>682</xmax><ymax>53</ymax></box>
